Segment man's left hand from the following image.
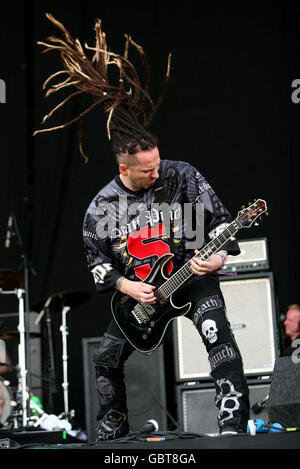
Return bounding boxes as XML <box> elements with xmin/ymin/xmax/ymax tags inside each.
<box><xmin>190</xmin><ymin>250</ymin><xmax>226</xmax><ymax>276</ymax></box>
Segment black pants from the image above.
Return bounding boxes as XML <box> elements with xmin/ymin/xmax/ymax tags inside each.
<box><xmin>93</xmin><ymin>275</ymin><xmax>250</xmax><ymax>431</ymax></box>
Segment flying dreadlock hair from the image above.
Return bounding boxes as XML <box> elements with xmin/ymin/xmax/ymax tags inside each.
<box><xmin>34</xmin><ymin>13</ymin><xmax>171</xmax><ymax>162</ymax></box>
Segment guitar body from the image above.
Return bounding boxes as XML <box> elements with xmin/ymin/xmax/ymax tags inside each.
<box><xmin>111</xmin><ymin>253</ymin><xmax>191</xmax><ymax>353</ymax></box>
<box><xmin>111</xmin><ymin>199</ymin><xmax>267</xmax><ymax>354</ymax></box>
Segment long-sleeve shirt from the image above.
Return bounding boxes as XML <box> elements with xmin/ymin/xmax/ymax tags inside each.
<box><xmin>83</xmin><ymin>159</ymin><xmax>240</xmax><ymax>293</ymax></box>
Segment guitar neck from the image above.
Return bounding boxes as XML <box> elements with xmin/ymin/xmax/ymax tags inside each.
<box><xmin>157</xmin><ymin>218</ymin><xmax>242</xmax><ymax>300</ymax></box>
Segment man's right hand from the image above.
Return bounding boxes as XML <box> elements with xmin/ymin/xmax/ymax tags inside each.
<box><xmin>118</xmin><ymin>278</ymin><xmax>156</xmax><ymax>304</ymax></box>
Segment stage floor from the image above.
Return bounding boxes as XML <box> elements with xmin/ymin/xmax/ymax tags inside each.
<box><xmin>0</xmin><ymin>428</ymin><xmax>299</xmax><ymax>450</ymax></box>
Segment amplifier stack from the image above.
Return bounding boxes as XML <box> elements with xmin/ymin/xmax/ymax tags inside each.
<box><xmin>173</xmin><ymin>237</ymin><xmax>279</xmax><ymax>434</ymax></box>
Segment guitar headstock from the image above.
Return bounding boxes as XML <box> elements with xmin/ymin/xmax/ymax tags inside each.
<box><xmin>237</xmin><ymin>199</ymin><xmax>268</xmax><ymax>228</ymax></box>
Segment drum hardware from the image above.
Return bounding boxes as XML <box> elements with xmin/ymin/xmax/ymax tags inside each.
<box><xmin>54</xmin><ymin>291</ymin><xmax>90</xmax><ymax>421</ymax></box>
<box><xmin>1</xmin><ymin>215</ymin><xmax>92</xmax><ymax>429</ymax></box>
<box><xmin>61</xmin><ymin>305</ymin><xmax>71</xmax><ymax>420</ymax></box>
<box><xmin>0</xmin><ymin>277</ymin><xmax>90</xmax><ymax>429</ymax></box>
<box><xmin>0</xmin><ymin>288</ymin><xmax>27</xmax><ymax>427</ymax></box>
<box><xmin>34</xmin><ymin>290</ymin><xmax>90</xmax><ymax>422</ymax></box>
<box><xmin>34</xmin><ymin>296</ymin><xmax>57</xmax><ymax>414</ymax></box>
<box><xmin>0</xmin><ymin>378</ymin><xmax>14</xmax><ymax>427</ymax></box>
<box><xmin>0</xmin><ymin>366</ymin><xmax>54</xmax><ymax>430</ymax></box>
<box><xmin>34</xmin><ymin>290</ymin><xmax>91</xmax><ymax>316</ymax></box>
<box><xmin>0</xmin><ymin>286</ymin><xmax>90</xmax><ymax>428</ymax></box>
<box><xmin>1</xmin><ymin>213</ymin><xmax>37</xmax><ymax>428</ymax></box>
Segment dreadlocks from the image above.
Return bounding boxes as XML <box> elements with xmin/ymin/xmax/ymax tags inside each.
<box><xmin>34</xmin><ymin>13</ymin><xmax>171</xmax><ymax>162</ymax></box>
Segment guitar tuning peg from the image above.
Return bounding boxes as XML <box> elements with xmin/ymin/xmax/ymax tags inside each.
<box><xmin>241</xmin><ymin>205</ymin><xmax>246</xmax><ymax>209</ymax></box>
<box><xmin>254</xmin><ymin>221</ymin><xmax>259</xmax><ymax>226</ymax></box>
<box><xmin>265</xmin><ymin>212</ymin><xmax>269</xmax><ymax>216</ymax></box>
<box><xmin>248</xmin><ymin>202</ymin><xmax>252</xmax><ymax>206</ymax></box>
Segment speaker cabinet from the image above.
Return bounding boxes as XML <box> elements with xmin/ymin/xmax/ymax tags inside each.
<box><xmin>173</xmin><ymin>273</ymin><xmax>278</xmax><ymax>381</ymax></box>
<box><xmin>267</xmin><ymin>357</ymin><xmax>300</xmax><ymax>427</ymax></box>
<box><xmin>221</xmin><ymin>238</ymin><xmax>269</xmax><ymax>273</ymax></box>
<box><xmin>82</xmin><ymin>337</ymin><xmax>167</xmax><ymax>442</ymax></box>
<box><xmin>177</xmin><ymin>380</ymin><xmax>270</xmax><ymax>435</ymax></box>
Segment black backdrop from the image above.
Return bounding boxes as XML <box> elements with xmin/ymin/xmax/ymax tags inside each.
<box><xmin>1</xmin><ymin>0</ymin><xmax>300</xmax><ymax>429</ymax></box>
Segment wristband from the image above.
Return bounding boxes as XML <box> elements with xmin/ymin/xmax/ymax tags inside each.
<box><xmin>215</xmin><ymin>253</ymin><xmax>226</xmax><ymax>267</ymax></box>
<box><xmin>115</xmin><ymin>276</ymin><xmax>125</xmax><ymax>290</ymax></box>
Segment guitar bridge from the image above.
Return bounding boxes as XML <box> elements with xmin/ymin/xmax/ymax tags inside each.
<box><xmin>131</xmin><ymin>304</ymin><xmax>153</xmax><ymax>325</ymax></box>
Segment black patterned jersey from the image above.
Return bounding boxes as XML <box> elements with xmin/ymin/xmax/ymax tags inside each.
<box><xmin>83</xmin><ymin>159</ymin><xmax>240</xmax><ymax>293</ymax></box>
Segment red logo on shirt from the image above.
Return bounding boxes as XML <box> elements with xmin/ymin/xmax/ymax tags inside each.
<box><xmin>127</xmin><ymin>222</ymin><xmax>173</xmax><ymax>280</ymax></box>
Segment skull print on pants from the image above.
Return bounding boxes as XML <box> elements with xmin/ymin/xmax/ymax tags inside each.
<box><xmin>201</xmin><ymin>319</ymin><xmax>218</xmax><ymax>344</ymax></box>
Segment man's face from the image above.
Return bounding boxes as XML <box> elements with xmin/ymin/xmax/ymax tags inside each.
<box><xmin>120</xmin><ymin>146</ymin><xmax>161</xmax><ymax>191</ymax></box>
<box><xmin>284</xmin><ymin>308</ymin><xmax>300</xmax><ymax>340</ymax></box>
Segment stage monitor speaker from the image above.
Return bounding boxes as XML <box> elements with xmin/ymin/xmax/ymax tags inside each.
<box><xmin>267</xmin><ymin>356</ymin><xmax>300</xmax><ymax>427</ymax></box>
<box><xmin>221</xmin><ymin>237</ymin><xmax>269</xmax><ymax>274</ymax></box>
<box><xmin>82</xmin><ymin>337</ymin><xmax>167</xmax><ymax>442</ymax></box>
<box><xmin>177</xmin><ymin>379</ymin><xmax>270</xmax><ymax>435</ymax></box>
<box><xmin>174</xmin><ymin>272</ymin><xmax>278</xmax><ymax>381</ymax></box>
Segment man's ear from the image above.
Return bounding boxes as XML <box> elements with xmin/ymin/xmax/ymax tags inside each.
<box><xmin>119</xmin><ymin>163</ymin><xmax>128</xmax><ymax>176</ymax></box>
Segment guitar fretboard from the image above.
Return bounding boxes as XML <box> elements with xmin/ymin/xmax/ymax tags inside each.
<box><xmin>156</xmin><ymin>218</ymin><xmax>242</xmax><ymax>301</ymax></box>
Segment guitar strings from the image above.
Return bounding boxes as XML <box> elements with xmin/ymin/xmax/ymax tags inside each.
<box><xmin>156</xmin><ymin>219</ymin><xmax>241</xmax><ymax>301</ymax></box>
<box><xmin>136</xmin><ymin>205</ymin><xmax>263</xmax><ymax>319</ymax></box>
<box><xmin>155</xmin><ymin>206</ymin><xmax>263</xmax><ymax>300</ymax></box>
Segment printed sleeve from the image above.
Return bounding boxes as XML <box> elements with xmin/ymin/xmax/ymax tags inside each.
<box><xmin>183</xmin><ymin>164</ymin><xmax>240</xmax><ymax>256</ymax></box>
<box><xmin>83</xmin><ymin>210</ymin><xmax>123</xmax><ymax>294</ymax></box>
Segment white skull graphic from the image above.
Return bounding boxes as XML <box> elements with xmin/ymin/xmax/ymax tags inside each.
<box><xmin>202</xmin><ymin>319</ymin><xmax>218</xmax><ymax>344</ymax></box>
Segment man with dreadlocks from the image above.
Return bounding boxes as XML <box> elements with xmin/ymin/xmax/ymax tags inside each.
<box><xmin>35</xmin><ymin>14</ymin><xmax>250</xmax><ymax>441</ymax></box>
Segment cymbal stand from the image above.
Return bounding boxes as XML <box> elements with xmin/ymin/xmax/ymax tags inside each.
<box><xmin>34</xmin><ymin>296</ymin><xmax>57</xmax><ymax>413</ymax></box>
<box><xmin>17</xmin><ymin>288</ymin><xmax>28</xmax><ymax>427</ymax></box>
<box><xmin>10</xmin><ymin>213</ymin><xmax>37</xmax><ymax>399</ymax></box>
<box><xmin>45</xmin><ymin>305</ymin><xmax>58</xmax><ymax>413</ymax></box>
<box><xmin>9</xmin><ymin>213</ymin><xmax>37</xmax><ymax>427</ymax></box>
<box><xmin>60</xmin><ymin>305</ymin><xmax>73</xmax><ymax>421</ymax></box>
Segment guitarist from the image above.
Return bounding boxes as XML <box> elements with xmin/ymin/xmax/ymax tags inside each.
<box><xmin>29</xmin><ymin>16</ymin><xmax>253</xmax><ymax>441</ymax></box>
<box><xmin>33</xmin><ymin>14</ymin><xmax>251</xmax><ymax>442</ymax></box>
<box><xmin>83</xmin><ymin>141</ymin><xmax>250</xmax><ymax>440</ymax></box>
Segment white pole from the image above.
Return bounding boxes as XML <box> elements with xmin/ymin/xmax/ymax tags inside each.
<box><xmin>60</xmin><ymin>306</ymin><xmax>70</xmax><ymax>418</ymax></box>
<box><xmin>17</xmin><ymin>288</ymin><xmax>27</xmax><ymax>427</ymax></box>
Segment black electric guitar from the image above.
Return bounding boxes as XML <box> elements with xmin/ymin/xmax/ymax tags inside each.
<box><xmin>111</xmin><ymin>199</ymin><xmax>268</xmax><ymax>353</ymax></box>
